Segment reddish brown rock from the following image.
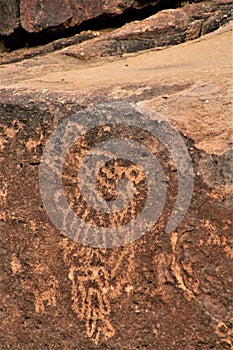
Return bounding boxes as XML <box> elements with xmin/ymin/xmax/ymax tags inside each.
<box><xmin>20</xmin><ymin>0</ymin><xmax>72</xmax><ymax>32</ymax></box>
<box><xmin>20</xmin><ymin>0</ymin><xmax>103</xmax><ymax>33</ymax></box>
<box><xmin>0</xmin><ymin>30</ymin><xmax>101</xmax><ymax>65</ymax></box>
<box><xmin>0</xmin><ymin>0</ymin><xmax>19</xmax><ymax>35</ymax></box>
<box><xmin>0</xmin><ymin>0</ymin><xmax>161</xmax><ymax>35</ymax></box>
<box><xmin>102</xmin><ymin>0</ymin><xmax>159</xmax><ymax>14</ymax></box>
<box><xmin>0</xmin><ymin>23</ymin><xmax>232</xmax><ymax>349</ymax></box>
<box><xmin>61</xmin><ymin>0</ymin><xmax>233</xmax><ymax>59</ymax></box>
<box><xmin>1</xmin><ymin>0</ymin><xmax>231</xmax><ymax>64</ymax></box>
<box><xmin>3</xmin><ymin>0</ymin><xmax>231</xmax><ymax>36</ymax></box>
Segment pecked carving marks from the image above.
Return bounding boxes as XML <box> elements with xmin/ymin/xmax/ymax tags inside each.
<box><xmin>25</xmin><ymin>264</ymin><xmax>59</xmax><ymax>314</ymax></box>
<box><xmin>62</xmin><ymin>241</ymin><xmax>135</xmax><ymax>344</ymax></box>
<box><xmin>69</xmin><ymin>266</ymin><xmax>115</xmax><ymax>344</ymax></box>
<box><xmin>170</xmin><ymin>217</ymin><xmax>233</xmax><ymax>348</ymax></box>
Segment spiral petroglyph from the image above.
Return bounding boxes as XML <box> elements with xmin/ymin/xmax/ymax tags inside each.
<box><xmin>39</xmin><ymin>102</ymin><xmax>194</xmax><ymax>248</ymax></box>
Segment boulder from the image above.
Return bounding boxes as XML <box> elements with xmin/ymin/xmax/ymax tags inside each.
<box><xmin>0</xmin><ymin>0</ymin><xmax>19</xmax><ymax>35</ymax></box>
<box><xmin>20</xmin><ymin>0</ymin><xmax>103</xmax><ymax>33</ymax></box>
<box><xmin>61</xmin><ymin>0</ymin><xmax>233</xmax><ymax>59</ymax></box>
<box><xmin>1</xmin><ymin>0</ymin><xmax>231</xmax><ymax>65</ymax></box>
<box><xmin>2</xmin><ymin>0</ymin><xmax>229</xmax><ymax>36</ymax></box>
<box><xmin>0</xmin><ymin>0</ymin><xmax>161</xmax><ymax>35</ymax></box>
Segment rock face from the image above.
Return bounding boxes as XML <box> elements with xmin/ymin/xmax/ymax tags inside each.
<box><xmin>2</xmin><ymin>0</ymin><xmax>231</xmax><ymax>36</ymax></box>
<box><xmin>20</xmin><ymin>0</ymin><xmax>103</xmax><ymax>33</ymax></box>
<box><xmin>0</xmin><ymin>0</ymin><xmax>161</xmax><ymax>35</ymax></box>
<box><xmin>61</xmin><ymin>0</ymin><xmax>233</xmax><ymax>59</ymax></box>
<box><xmin>0</xmin><ymin>0</ymin><xmax>19</xmax><ymax>35</ymax></box>
<box><xmin>0</xmin><ymin>21</ymin><xmax>232</xmax><ymax>349</ymax></box>
<box><xmin>1</xmin><ymin>0</ymin><xmax>232</xmax><ymax>65</ymax></box>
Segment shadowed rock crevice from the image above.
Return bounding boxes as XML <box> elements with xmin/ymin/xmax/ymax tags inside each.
<box><xmin>0</xmin><ymin>0</ymin><xmax>215</xmax><ymax>51</ymax></box>
<box><xmin>1</xmin><ymin>0</ymin><xmax>232</xmax><ymax>65</ymax></box>
<box><xmin>60</xmin><ymin>1</ymin><xmax>233</xmax><ymax>60</ymax></box>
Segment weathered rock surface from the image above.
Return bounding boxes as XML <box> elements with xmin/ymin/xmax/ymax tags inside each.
<box><xmin>61</xmin><ymin>0</ymin><xmax>233</xmax><ymax>59</ymax></box>
<box><xmin>0</xmin><ymin>22</ymin><xmax>232</xmax><ymax>350</ymax></box>
<box><xmin>1</xmin><ymin>0</ymin><xmax>231</xmax><ymax>37</ymax></box>
<box><xmin>0</xmin><ymin>30</ymin><xmax>101</xmax><ymax>65</ymax></box>
<box><xmin>0</xmin><ymin>0</ymin><xmax>162</xmax><ymax>35</ymax></box>
<box><xmin>1</xmin><ymin>0</ymin><xmax>232</xmax><ymax>65</ymax></box>
<box><xmin>20</xmin><ymin>0</ymin><xmax>103</xmax><ymax>33</ymax></box>
<box><xmin>0</xmin><ymin>0</ymin><xmax>19</xmax><ymax>35</ymax></box>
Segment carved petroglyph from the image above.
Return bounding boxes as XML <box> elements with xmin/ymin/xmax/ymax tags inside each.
<box><xmin>170</xmin><ymin>223</ymin><xmax>233</xmax><ymax>346</ymax></box>
<box><xmin>0</xmin><ymin>175</ymin><xmax>7</xmax><ymax>222</ymax></box>
<box><xmin>10</xmin><ymin>253</ymin><xmax>22</xmax><ymax>274</ymax></box>
<box><xmin>0</xmin><ymin>120</ymin><xmax>22</xmax><ymax>154</ymax></box>
<box><xmin>69</xmin><ymin>265</ymin><xmax>115</xmax><ymax>344</ymax></box>
<box><xmin>25</xmin><ymin>264</ymin><xmax>59</xmax><ymax>314</ymax></box>
<box><xmin>62</xmin><ymin>240</ymin><xmax>135</xmax><ymax>344</ymax></box>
